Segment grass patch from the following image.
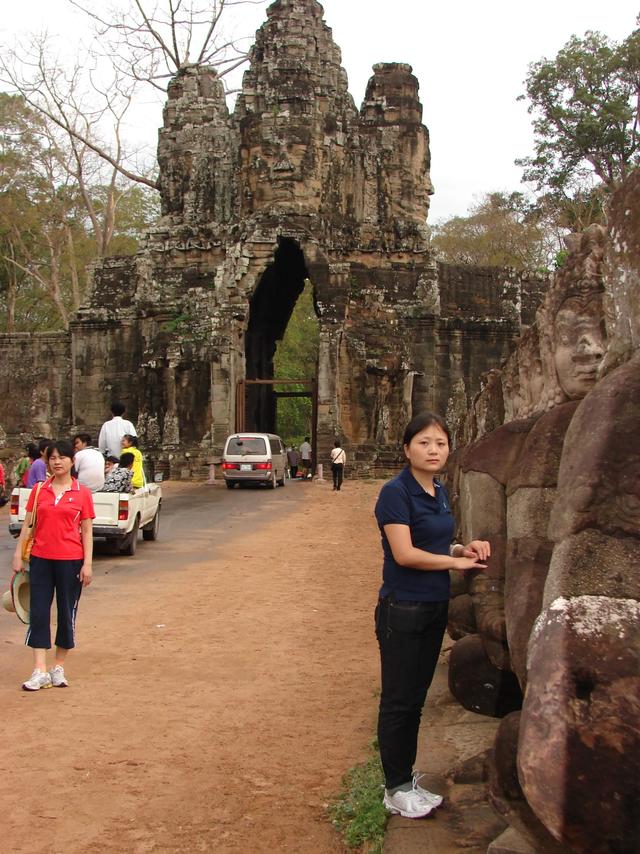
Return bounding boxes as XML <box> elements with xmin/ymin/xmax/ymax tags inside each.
<box><xmin>328</xmin><ymin>744</ymin><xmax>387</xmax><ymax>853</ymax></box>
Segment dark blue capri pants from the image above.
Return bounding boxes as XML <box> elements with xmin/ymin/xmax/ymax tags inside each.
<box><xmin>375</xmin><ymin>595</ymin><xmax>448</xmax><ymax>790</ymax></box>
<box><xmin>26</xmin><ymin>556</ymin><xmax>84</xmax><ymax>649</ymax></box>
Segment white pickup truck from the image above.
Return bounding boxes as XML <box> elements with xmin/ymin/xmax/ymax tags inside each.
<box><xmin>9</xmin><ymin>482</ymin><xmax>162</xmax><ymax>556</ymax></box>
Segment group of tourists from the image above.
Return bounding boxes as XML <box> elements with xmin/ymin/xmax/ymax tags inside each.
<box><xmin>285</xmin><ymin>437</ymin><xmax>346</xmax><ymax>491</ymax></box>
<box><xmin>9</xmin><ymin>405</ymin><xmax>490</xmax><ymax>822</ymax></box>
<box><xmin>13</xmin><ymin>403</ymin><xmax>143</xmax><ymax>496</ymax></box>
<box><xmin>11</xmin><ymin>402</ymin><xmax>140</xmax><ymax>692</ymax></box>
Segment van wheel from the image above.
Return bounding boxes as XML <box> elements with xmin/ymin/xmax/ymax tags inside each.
<box><xmin>277</xmin><ymin>473</ymin><xmax>286</xmax><ymax>487</ymax></box>
<box><xmin>121</xmin><ymin>517</ymin><xmax>139</xmax><ymax>556</ymax></box>
<box><xmin>268</xmin><ymin>471</ymin><xmax>277</xmax><ymax>489</ymax></box>
<box><xmin>225</xmin><ymin>481</ymin><xmax>235</xmax><ymax>489</ymax></box>
<box><xmin>142</xmin><ymin>506</ymin><xmax>160</xmax><ymax>541</ymax></box>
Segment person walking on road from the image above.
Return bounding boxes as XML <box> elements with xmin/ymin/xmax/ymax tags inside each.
<box><xmin>330</xmin><ymin>440</ymin><xmax>346</xmax><ymax>491</ymax></box>
<box><xmin>299</xmin><ymin>436</ymin><xmax>312</xmax><ymax>479</ymax></box>
<box><xmin>374</xmin><ymin>412</ymin><xmax>490</xmax><ymax>818</ymax></box>
<box><xmin>13</xmin><ymin>439</ymin><xmax>95</xmax><ymax>691</ymax></box>
<box><xmin>98</xmin><ymin>401</ymin><xmax>137</xmax><ymax>458</ymax></box>
<box><xmin>287</xmin><ymin>447</ymin><xmax>299</xmax><ymax>479</ymax></box>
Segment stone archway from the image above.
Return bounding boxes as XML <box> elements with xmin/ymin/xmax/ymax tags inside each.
<box><xmin>243</xmin><ymin>236</ymin><xmax>317</xmax><ymax>434</ymax></box>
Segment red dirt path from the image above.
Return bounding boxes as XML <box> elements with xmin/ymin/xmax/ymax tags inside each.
<box><xmin>0</xmin><ymin>480</ymin><xmax>383</xmax><ymax>853</ymax></box>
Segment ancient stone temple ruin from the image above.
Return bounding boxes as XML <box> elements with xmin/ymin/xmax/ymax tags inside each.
<box><xmin>446</xmin><ymin>171</ymin><xmax>640</xmax><ymax>854</ymax></box>
<box><xmin>0</xmin><ymin>0</ymin><xmax>546</xmax><ymax>477</ymax></box>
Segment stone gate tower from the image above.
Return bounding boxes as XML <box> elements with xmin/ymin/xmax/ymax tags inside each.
<box><xmin>0</xmin><ymin>0</ymin><xmax>546</xmax><ymax>477</ymax></box>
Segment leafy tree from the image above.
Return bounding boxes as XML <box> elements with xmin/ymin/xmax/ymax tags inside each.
<box><xmin>430</xmin><ymin>191</ymin><xmax>560</xmax><ymax>272</ymax></box>
<box><xmin>517</xmin><ymin>25</ymin><xmax>640</xmax><ymax>210</ymax></box>
<box><xmin>273</xmin><ymin>282</ymin><xmax>319</xmax><ymax>446</ymax></box>
<box><xmin>0</xmin><ymin>93</ymin><xmax>158</xmax><ymax>330</ymax></box>
<box><xmin>0</xmin><ymin>1</ymin><xmax>267</xmax><ymax>191</ymax></box>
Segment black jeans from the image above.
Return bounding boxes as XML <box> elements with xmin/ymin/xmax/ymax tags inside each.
<box><xmin>375</xmin><ymin>595</ymin><xmax>448</xmax><ymax>789</ymax></box>
<box><xmin>332</xmin><ymin>463</ymin><xmax>344</xmax><ymax>490</ymax></box>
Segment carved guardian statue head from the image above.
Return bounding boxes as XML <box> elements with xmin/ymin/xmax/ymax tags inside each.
<box><xmin>537</xmin><ymin>224</ymin><xmax>607</xmax><ymax>411</ymax></box>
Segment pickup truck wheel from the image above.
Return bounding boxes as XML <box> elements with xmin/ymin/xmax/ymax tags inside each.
<box><xmin>142</xmin><ymin>506</ymin><xmax>160</xmax><ymax>541</ymax></box>
<box><xmin>121</xmin><ymin>517</ymin><xmax>139</xmax><ymax>556</ymax></box>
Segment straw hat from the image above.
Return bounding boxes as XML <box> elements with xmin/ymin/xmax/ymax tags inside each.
<box><xmin>2</xmin><ymin>572</ymin><xmax>30</xmax><ymax>624</ymax></box>
<box><xmin>2</xmin><ymin>589</ymin><xmax>14</xmax><ymax>613</ymax></box>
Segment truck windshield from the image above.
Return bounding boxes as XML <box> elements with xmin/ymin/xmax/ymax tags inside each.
<box><xmin>227</xmin><ymin>437</ymin><xmax>267</xmax><ymax>455</ymax></box>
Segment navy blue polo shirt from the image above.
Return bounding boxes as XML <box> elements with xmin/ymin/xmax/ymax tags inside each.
<box><xmin>374</xmin><ymin>467</ymin><xmax>453</xmax><ymax>602</ymax></box>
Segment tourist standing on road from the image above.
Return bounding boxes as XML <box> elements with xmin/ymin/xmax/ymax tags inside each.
<box><xmin>98</xmin><ymin>401</ymin><xmax>137</xmax><ymax>458</ymax></box>
<box><xmin>374</xmin><ymin>412</ymin><xmax>490</xmax><ymax>818</ymax></box>
<box><xmin>26</xmin><ymin>439</ymin><xmax>51</xmax><ymax>487</ymax></box>
<box><xmin>121</xmin><ymin>434</ymin><xmax>144</xmax><ymax>488</ymax></box>
<box><xmin>73</xmin><ymin>433</ymin><xmax>105</xmax><ymax>492</ymax></box>
<box><xmin>330</xmin><ymin>440</ymin><xmax>346</xmax><ymax>491</ymax></box>
<box><xmin>299</xmin><ymin>436</ymin><xmax>312</xmax><ymax>479</ymax></box>
<box><xmin>12</xmin><ymin>439</ymin><xmax>95</xmax><ymax>691</ymax></box>
<box><xmin>287</xmin><ymin>446</ymin><xmax>299</xmax><ymax>479</ymax></box>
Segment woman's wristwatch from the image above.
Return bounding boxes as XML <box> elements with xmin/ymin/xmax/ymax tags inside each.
<box><xmin>449</xmin><ymin>543</ymin><xmax>461</xmax><ymax>557</ymax></box>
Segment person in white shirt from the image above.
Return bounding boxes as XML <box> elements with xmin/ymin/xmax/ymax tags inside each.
<box><xmin>299</xmin><ymin>437</ymin><xmax>312</xmax><ymax>479</ymax></box>
<box><xmin>98</xmin><ymin>402</ymin><xmax>137</xmax><ymax>458</ymax></box>
<box><xmin>330</xmin><ymin>440</ymin><xmax>346</xmax><ymax>491</ymax></box>
<box><xmin>73</xmin><ymin>433</ymin><xmax>106</xmax><ymax>492</ymax></box>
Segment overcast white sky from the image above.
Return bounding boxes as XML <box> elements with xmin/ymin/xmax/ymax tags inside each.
<box><xmin>1</xmin><ymin>0</ymin><xmax>637</xmax><ymax>222</ymax></box>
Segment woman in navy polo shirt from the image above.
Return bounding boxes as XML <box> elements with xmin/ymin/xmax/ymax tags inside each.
<box><xmin>374</xmin><ymin>412</ymin><xmax>490</xmax><ymax>818</ymax></box>
<box><xmin>12</xmin><ymin>439</ymin><xmax>95</xmax><ymax>691</ymax></box>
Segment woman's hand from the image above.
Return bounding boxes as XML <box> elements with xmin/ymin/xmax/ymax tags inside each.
<box><xmin>79</xmin><ymin>563</ymin><xmax>93</xmax><ymax>587</ymax></box>
<box><xmin>12</xmin><ymin>552</ymin><xmax>25</xmax><ymax>575</ymax></box>
<box><xmin>461</xmin><ymin>540</ymin><xmax>491</xmax><ymax>562</ymax></box>
<box><xmin>453</xmin><ymin>555</ymin><xmax>488</xmax><ymax>571</ymax></box>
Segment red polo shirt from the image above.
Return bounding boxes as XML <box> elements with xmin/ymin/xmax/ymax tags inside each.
<box><xmin>26</xmin><ymin>477</ymin><xmax>95</xmax><ymax>560</ymax></box>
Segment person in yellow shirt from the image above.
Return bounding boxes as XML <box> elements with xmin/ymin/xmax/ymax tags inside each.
<box><xmin>121</xmin><ymin>434</ymin><xmax>144</xmax><ymax>488</ymax></box>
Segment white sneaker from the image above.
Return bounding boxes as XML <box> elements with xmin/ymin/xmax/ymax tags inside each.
<box><xmin>49</xmin><ymin>665</ymin><xmax>69</xmax><ymax>688</ymax></box>
<box><xmin>383</xmin><ymin>787</ymin><xmax>434</xmax><ymax>818</ymax></box>
<box><xmin>412</xmin><ymin>771</ymin><xmax>444</xmax><ymax>808</ymax></box>
<box><xmin>22</xmin><ymin>669</ymin><xmax>52</xmax><ymax>691</ymax></box>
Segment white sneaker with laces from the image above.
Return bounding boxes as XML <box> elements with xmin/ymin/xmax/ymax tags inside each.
<box><xmin>22</xmin><ymin>669</ymin><xmax>52</xmax><ymax>691</ymax></box>
<box><xmin>49</xmin><ymin>665</ymin><xmax>69</xmax><ymax>688</ymax></box>
<box><xmin>412</xmin><ymin>771</ymin><xmax>444</xmax><ymax>808</ymax></box>
<box><xmin>383</xmin><ymin>787</ymin><xmax>434</xmax><ymax>818</ymax></box>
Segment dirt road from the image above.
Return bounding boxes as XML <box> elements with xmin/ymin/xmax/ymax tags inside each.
<box><xmin>0</xmin><ymin>480</ymin><xmax>383</xmax><ymax>853</ymax></box>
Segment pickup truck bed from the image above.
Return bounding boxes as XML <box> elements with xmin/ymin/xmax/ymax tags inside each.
<box><xmin>9</xmin><ymin>483</ymin><xmax>162</xmax><ymax>557</ymax></box>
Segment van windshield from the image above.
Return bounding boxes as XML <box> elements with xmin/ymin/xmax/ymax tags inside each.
<box><xmin>227</xmin><ymin>437</ymin><xmax>267</xmax><ymax>455</ymax></box>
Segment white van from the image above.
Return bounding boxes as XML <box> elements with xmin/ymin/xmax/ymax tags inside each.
<box><xmin>222</xmin><ymin>433</ymin><xmax>287</xmax><ymax>489</ymax></box>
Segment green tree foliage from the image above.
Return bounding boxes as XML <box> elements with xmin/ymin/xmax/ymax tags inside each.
<box><xmin>0</xmin><ymin>93</ymin><xmax>158</xmax><ymax>331</ymax></box>
<box><xmin>273</xmin><ymin>281</ymin><xmax>319</xmax><ymax>446</ymax></box>
<box><xmin>517</xmin><ymin>25</ymin><xmax>640</xmax><ymax>217</ymax></box>
<box><xmin>430</xmin><ymin>191</ymin><xmax>560</xmax><ymax>272</ymax></box>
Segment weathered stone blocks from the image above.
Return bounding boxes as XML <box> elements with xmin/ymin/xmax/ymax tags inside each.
<box><xmin>519</xmin><ymin>596</ymin><xmax>640</xmax><ymax>853</ymax></box>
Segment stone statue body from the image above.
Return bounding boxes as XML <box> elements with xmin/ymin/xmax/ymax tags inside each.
<box><xmin>446</xmin><ymin>215</ymin><xmax>640</xmax><ymax>851</ymax></box>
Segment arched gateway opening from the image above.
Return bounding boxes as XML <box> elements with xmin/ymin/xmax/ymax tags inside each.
<box><xmin>237</xmin><ymin>238</ymin><xmax>319</xmax><ymax>448</ymax></box>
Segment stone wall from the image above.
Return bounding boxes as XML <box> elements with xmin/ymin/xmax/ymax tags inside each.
<box><xmin>0</xmin><ymin>0</ymin><xmax>548</xmax><ymax>481</ymax></box>
<box><xmin>0</xmin><ymin>333</ymin><xmax>71</xmax><ymax>438</ymax></box>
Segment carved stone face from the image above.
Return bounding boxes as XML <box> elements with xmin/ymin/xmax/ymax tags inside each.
<box><xmin>553</xmin><ymin>297</ymin><xmax>604</xmax><ymax>399</ymax></box>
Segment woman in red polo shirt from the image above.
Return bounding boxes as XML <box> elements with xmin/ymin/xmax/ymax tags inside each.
<box><xmin>12</xmin><ymin>439</ymin><xmax>95</xmax><ymax>691</ymax></box>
